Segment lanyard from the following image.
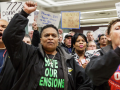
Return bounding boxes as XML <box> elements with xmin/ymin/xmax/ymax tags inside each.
<box><xmin>0</xmin><ymin>49</ymin><xmax>7</xmax><ymax>69</ymax></box>
<box><xmin>77</xmin><ymin>57</ymin><xmax>86</xmax><ymax>66</ymax></box>
<box><xmin>3</xmin><ymin>50</ymin><xmax>7</xmax><ymax>58</ymax></box>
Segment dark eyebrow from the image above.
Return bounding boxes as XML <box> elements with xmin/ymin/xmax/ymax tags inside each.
<box><xmin>1</xmin><ymin>25</ymin><xmax>7</xmax><ymax>27</ymax></box>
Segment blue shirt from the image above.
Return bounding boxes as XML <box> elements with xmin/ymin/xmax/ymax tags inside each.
<box><xmin>68</xmin><ymin>48</ymin><xmax>72</xmax><ymax>53</ymax></box>
<box><xmin>0</xmin><ymin>49</ymin><xmax>6</xmax><ymax>73</ymax></box>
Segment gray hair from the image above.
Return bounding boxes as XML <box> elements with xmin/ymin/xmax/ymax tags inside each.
<box><xmin>86</xmin><ymin>31</ymin><xmax>93</xmax><ymax>36</ymax></box>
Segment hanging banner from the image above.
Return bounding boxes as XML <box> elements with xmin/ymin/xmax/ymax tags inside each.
<box><xmin>1</xmin><ymin>2</ymin><xmax>34</xmax><ymax>23</ymax></box>
<box><xmin>61</xmin><ymin>11</ymin><xmax>80</xmax><ymax>29</ymax></box>
<box><xmin>37</xmin><ymin>10</ymin><xmax>60</xmax><ymax>28</ymax></box>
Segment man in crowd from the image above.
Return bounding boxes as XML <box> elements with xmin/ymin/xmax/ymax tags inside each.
<box><xmin>58</xmin><ymin>34</ymin><xmax>63</xmax><ymax>44</ymax></box>
<box><xmin>86</xmin><ymin>31</ymin><xmax>94</xmax><ymax>43</ymax></box>
<box><xmin>0</xmin><ymin>19</ymin><xmax>16</xmax><ymax>90</ymax></box>
<box><xmin>69</xmin><ymin>31</ymin><xmax>75</xmax><ymax>36</ymax></box>
<box><xmin>61</xmin><ymin>34</ymin><xmax>73</xmax><ymax>54</ymax></box>
<box><xmin>97</xmin><ymin>34</ymin><xmax>107</xmax><ymax>48</ymax></box>
<box><xmin>23</xmin><ymin>34</ymin><xmax>31</xmax><ymax>45</ymax></box>
<box><xmin>28</xmin><ymin>30</ymin><xmax>33</xmax><ymax>39</ymax></box>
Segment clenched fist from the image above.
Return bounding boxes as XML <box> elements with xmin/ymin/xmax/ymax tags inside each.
<box><xmin>23</xmin><ymin>1</ymin><xmax>37</xmax><ymax>14</ymax></box>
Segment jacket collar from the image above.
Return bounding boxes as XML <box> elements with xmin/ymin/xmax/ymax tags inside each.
<box><xmin>38</xmin><ymin>44</ymin><xmax>44</xmax><ymax>57</ymax></box>
<box><xmin>101</xmin><ymin>45</ymin><xmax>113</xmax><ymax>54</ymax></box>
<box><xmin>38</xmin><ymin>43</ymin><xmax>72</xmax><ymax>61</ymax></box>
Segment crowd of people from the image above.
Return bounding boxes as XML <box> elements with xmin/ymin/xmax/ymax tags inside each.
<box><xmin>0</xmin><ymin>1</ymin><xmax>120</xmax><ymax>90</ymax></box>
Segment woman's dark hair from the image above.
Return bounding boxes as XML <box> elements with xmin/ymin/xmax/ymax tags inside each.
<box><xmin>107</xmin><ymin>19</ymin><xmax>120</xmax><ymax>35</ymax></box>
<box><xmin>98</xmin><ymin>34</ymin><xmax>106</xmax><ymax>41</ymax></box>
<box><xmin>71</xmin><ymin>33</ymin><xmax>87</xmax><ymax>48</ymax></box>
<box><xmin>40</xmin><ymin>24</ymin><xmax>59</xmax><ymax>38</ymax></box>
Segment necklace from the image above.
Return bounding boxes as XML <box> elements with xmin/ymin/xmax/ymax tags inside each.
<box><xmin>46</xmin><ymin>51</ymin><xmax>57</xmax><ymax>67</ymax></box>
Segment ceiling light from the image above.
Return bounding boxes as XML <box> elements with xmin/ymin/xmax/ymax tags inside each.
<box><xmin>35</xmin><ymin>0</ymin><xmax>50</xmax><ymax>6</ymax></box>
<box><xmin>44</xmin><ymin>0</ymin><xmax>105</xmax><ymax>6</ymax></box>
<box><xmin>81</xmin><ymin>9</ymin><xmax>117</xmax><ymax>14</ymax></box>
<box><xmin>11</xmin><ymin>0</ymin><xmax>15</xmax><ymax>2</ymax></box>
<box><xmin>81</xmin><ymin>23</ymin><xmax>108</xmax><ymax>27</ymax></box>
<box><xmin>44</xmin><ymin>0</ymin><xmax>56</xmax><ymax>5</ymax></box>
<box><xmin>81</xmin><ymin>17</ymin><xmax>118</xmax><ymax>22</ymax></box>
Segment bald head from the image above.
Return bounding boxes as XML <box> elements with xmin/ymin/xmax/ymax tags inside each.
<box><xmin>0</xmin><ymin>19</ymin><xmax>9</xmax><ymax>43</ymax></box>
<box><xmin>0</xmin><ymin>19</ymin><xmax>8</xmax><ymax>24</ymax></box>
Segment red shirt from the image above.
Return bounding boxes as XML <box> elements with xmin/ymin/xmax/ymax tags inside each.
<box><xmin>108</xmin><ymin>65</ymin><xmax>120</xmax><ymax>90</ymax></box>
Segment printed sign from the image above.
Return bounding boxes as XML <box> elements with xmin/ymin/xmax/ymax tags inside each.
<box><xmin>61</xmin><ymin>11</ymin><xmax>80</xmax><ymax>29</ymax></box>
<box><xmin>34</xmin><ymin>11</ymin><xmax>39</xmax><ymax>22</ymax></box>
<box><xmin>37</xmin><ymin>10</ymin><xmax>60</xmax><ymax>28</ymax></box>
<box><xmin>85</xmin><ymin>49</ymin><xmax>100</xmax><ymax>60</ymax></box>
<box><xmin>1</xmin><ymin>2</ymin><xmax>34</xmax><ymax>23</ymax></box>
<box><xmin>115</xmin><ymin>2</ymin><xmax>120</xmax><ymax>18</ymax></box>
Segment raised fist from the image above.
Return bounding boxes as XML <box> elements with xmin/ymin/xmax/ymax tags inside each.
<box><xmin>32</xmin><ymin>21</ymin><xmax>38</xmax><ymax>30</ymax></box>
<box><xmin>58</xmin><ymin>29</ymin><xmax>63</xmax><ymax>34</ymax></box>
<box><xmin>23</xmin><ymin>1</ymin><xmax>37</xmax><ymax>14</ymax></box>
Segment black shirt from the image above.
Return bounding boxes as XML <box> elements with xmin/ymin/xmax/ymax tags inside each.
<box><xmin>37</xmin><ymin>52</ymin><xmax>64</xmax><ymax>90</ymax></box>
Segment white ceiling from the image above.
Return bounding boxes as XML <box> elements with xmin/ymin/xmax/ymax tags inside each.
<box><xmin>0</xmin><ymin>0</ymin><xmax>120</xmax><ymax>27</ymax></box>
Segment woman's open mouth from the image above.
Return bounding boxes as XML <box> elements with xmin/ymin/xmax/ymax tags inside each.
<box><xmin>0</xmin><ymin>32</ymin><xmax>3</xmax><ymax>39</ymax></box>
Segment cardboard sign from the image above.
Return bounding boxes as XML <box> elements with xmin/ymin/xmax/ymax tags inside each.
<box><xmin>61</xmin><ymin>11</ymin><xmax>80</xmax><ymax>29</ymax></box>
<box><xmin>1</xmin><ymin>2</ymin><xmax>34</xmax><ymax>23</ymax></box>
<box><xmin>115</xmin><ymin>2</ymin><xmax>120</xmax><ymax>18</ymax></box>
<box><xmin>37</xmin><ymin>10</ymin><xmax>60</xmax><ymax>28</ymax></box>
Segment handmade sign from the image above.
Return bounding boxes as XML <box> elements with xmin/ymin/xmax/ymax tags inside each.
<box><xmin>61</xmin><ymin>11</ymin><xmax>80</xmax><ymax>29</ymax></box>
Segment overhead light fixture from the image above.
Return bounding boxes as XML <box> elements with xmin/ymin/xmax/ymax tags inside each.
<box><xmin>81</xmin><ymin>23</ymin><xmax>108</xmax><ymax>27</ymax></box>
<box><xmin>35</xmin><ymin>0</ymin><xmax>50</xmax><ymax>7</ymax></box>
<box><xmin>11</xmin><ymin>0</ymin><xmax>15</xmax><ymax>2</ymax></box>
<box><xmin>44</xmin><ymin>0</ymin><xmax>56</xmax><ymax>5</ymax></box>
<box><xmin>81</xmin><ymin>17</ymin><xmax>118</xmax><ymax>22</ymax></box>
<box><xmin>42</xmin><ymin>0</ymin><xmax>106</xmax><ymax>6</ymax></box>
<box><xmin>81</xmin><ymin>9</ymin><xmax>117</xmax><ymax>14</ymax></box>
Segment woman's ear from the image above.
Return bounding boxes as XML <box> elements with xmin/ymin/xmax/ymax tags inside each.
<box><xmin>107</xmin><ymin>34</ymin><xmax>111</xmax><ymax>41</ymax></box>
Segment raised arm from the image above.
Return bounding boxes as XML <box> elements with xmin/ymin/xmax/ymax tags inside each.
<box><xmin>32</xmin><ymin>30</ymin><xmax>40</xmax><ymax>47</ymax></box>
<box><xmin>2</xmin><ymin>1</ymin><xmax>37</xmax><ymax>70</ymax></box>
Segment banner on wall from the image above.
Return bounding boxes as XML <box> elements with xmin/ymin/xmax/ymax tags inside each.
<box><xmin>37</xmin><ymin>10</ymin><xmax>60</xmax><ymax>28</ymax></box>
<box><xmin>115</xmin><ymin>2</ymin><xmax>120</xmax><ymax>18</ymax></box>
<box><xmin>1</xmin><ymin>2</ymin><xmax>34</xmax><ymax>23</ymax></box>
<box><xmin>61</xmin><ymin>11</ymin><xmax>80</xmax><ymax>29</ymax></box>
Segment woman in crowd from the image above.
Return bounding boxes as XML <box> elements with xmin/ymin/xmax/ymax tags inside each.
<box><xmin>2</xmin><ymin>1</ymin><xmax>93</xmax><ymax>90</ymax></box>
<box><xmin>86</xmin><ymin>19</ymin><xmax>120</xmax><ymax>90</ymax></box>
<box><xmin>72</xmin><ymin>33</ymin><xmax>89</xmax><ymax>69</ymax></box>
<box><xmin>87</xmin><ymin>41</ymin><xmax>97</xmax><ymax>50</ymax></box>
